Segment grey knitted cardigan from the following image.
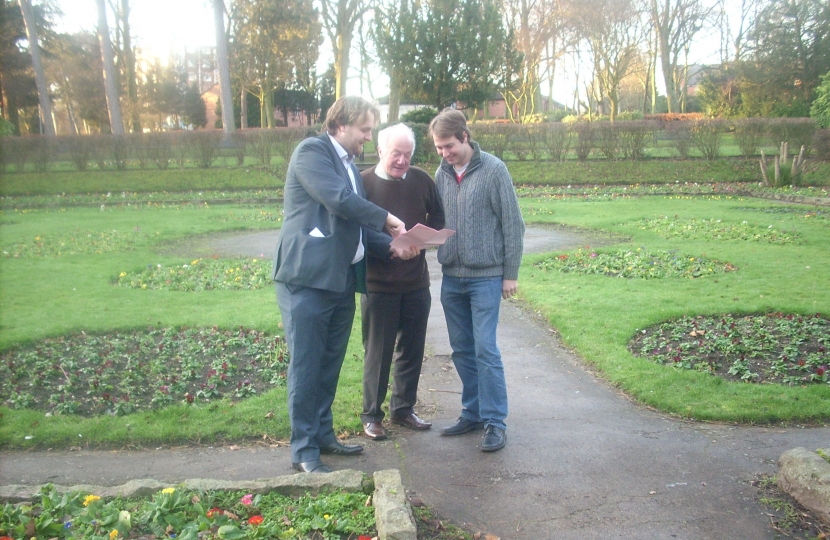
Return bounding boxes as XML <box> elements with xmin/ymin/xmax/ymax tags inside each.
<box><xmin>434</xmin><ymin>141</ymin><xmax>525</xmax><ymax>280</ymax></box>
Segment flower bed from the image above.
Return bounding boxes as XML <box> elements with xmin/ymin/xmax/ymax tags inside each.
<box><xmin>2</xmin><ymin>228</ymin><xmax>152</xmax><ymax>258</ymax></box>
<box><xmin>0</xmin><ymin>326</ymin><xmax>288</xmax><ymax>417</ymax></box>
<box><xmin>636</xmin><ymin>216</ymin><xmax>802</xmax><ymax>244</ymax></box>
<box><xmin>535</xmin><ymin>247</ymin><xmax>737</xmax><ymax>279</ymax></box>
<box><xmin>0</xmin><ymin>485</ymin><xmax>375</xmax><ymax>540</ymax></box>
<box><xmin>629</xmin><ymin>313</ymin><xmax>830</xmax><ymax>385</ymax></box>
<box><xmin>116</xmin><ymin>258</ymin><xmax>272</xmax><ymax>291</ymax></box>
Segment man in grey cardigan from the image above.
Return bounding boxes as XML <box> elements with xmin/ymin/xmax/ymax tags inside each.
<box><xmin>428</xmin><ymin>108</ymin><xmax>525</xmax><ymax>452</ymax></box>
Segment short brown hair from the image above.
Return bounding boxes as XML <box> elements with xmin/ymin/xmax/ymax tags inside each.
<box><xmin>428</xmin><ymin>107</ymin><xmax>472</xmax><ymax>143</ymax></box>
<box><xmin>325</xmin><ymin>96</ymin><xmax>380</xmax><ymax>135</ymax></box>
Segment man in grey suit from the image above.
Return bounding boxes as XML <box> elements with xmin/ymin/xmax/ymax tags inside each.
<box><xmin>272</xmin><ymin>96</ymin><xmax>411</xmax><ymax>473</ymax></box>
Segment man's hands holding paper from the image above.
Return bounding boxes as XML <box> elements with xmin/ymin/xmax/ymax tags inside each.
<box><xmin>391</xmin><ymin>245</ymin><xmax>421</xmax><ymax>260</ymax></box>
<box><xmin>390</xmin><ymin>223</ymin><xmax>455</xmax><ymax>250</ymax></box>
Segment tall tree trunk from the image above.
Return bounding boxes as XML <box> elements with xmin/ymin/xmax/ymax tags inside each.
<box><xmin>120</xmin><ymin>0</ymin><xmax>140</xmax><ymax>132</ymax></box>
<box><xmin>60</xmin><ymin>70</ymin><xmax>80</xmax><ymax>134</ymax></box>
<box><xmin>335</xmin><ymin>30</ymin><xmax>352</xmax><ymax>100</ymax></box>
<box><xmin>258</xmin><ymin>88</ymin><xmax>268</xmax><ymax>128</ymax></box>
<box><xmin>650</xmin><ymin>29</ymin><xmax>658</xmax><ymax>114</ymax></box>
<box><xmin>18</xmin><ymin>0</ymin><xmax>55</xmax><ymax>135</ymax></box>
<box><xmin>388</xmin><ymin>75</ymin><xmax>401</xmax><ymax>122</ymax></box>
<box><xmin>213</xmin><ymin>0</ymin><xmax>235</xmax><ymax>134</ymax></box>
<box><xmin>96</xmin><ymin>0</ymin><xmax>124</xmax><ymax>134</ymax></box>
<box><xmin>240</xmin><ymin>88</ymin><xmax>248</xmax><ymax>129</ymax></box>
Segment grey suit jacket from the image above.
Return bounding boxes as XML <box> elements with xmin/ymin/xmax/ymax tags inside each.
<box><xmin>272</xmin><ymin>134</ymin><xmax>392</xmax><ymax>293</ymax></box>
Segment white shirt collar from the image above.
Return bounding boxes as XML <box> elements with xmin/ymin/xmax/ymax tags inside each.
<box><xmin>328</xmin><ymin>134</ymin><xmax>351</xmax><ymax>163</ymax></box>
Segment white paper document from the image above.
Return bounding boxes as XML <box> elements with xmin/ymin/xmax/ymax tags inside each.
<box><xmin>390</xmin><ymin>223</ymin><xmax>456</xmax><ymax>250</ymax></box>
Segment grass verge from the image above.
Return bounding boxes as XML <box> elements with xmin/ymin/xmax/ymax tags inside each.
<box><xmin>1</xmin><ymin>172</ymin><xmax>830</xmax><ymax>449</ymax></box>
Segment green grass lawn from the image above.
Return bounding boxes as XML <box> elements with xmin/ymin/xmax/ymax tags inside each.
<box><xmin>520</xmin><ymin>194</ymin><xmax>830</xmax><ymax>422</ymax></box>
<box><xmin>1</xmin><ymin>167</ymin><xmax>829</xmax><ymax>449</ymax></box>
<box><xmin>0</xmin><ymin>167</ymin><xmax>283</xmax><ymax>197</ymax></box>
<box><xmin>4</xmin><ymin>153</ymin><xmax>828</xmax><ymax>196</ymax></box>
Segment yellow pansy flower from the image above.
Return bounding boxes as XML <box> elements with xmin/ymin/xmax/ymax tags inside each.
<box><xmin>83</xmin><ymin>494</ymin><xmax>101</xmax><ymax>506</ymax></box>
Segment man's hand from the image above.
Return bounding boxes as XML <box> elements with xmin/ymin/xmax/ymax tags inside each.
<box><xmin>385</xmin><ymin>213</ymin><xmax>406</xmax><ymax>238</ymax></box>
<box><xmin>502</xmin><ymin>279</ymin><xmax>518</xmax><ymax>299</ymax></box>
<box><xmin>391</xmin><ymin>245</ymin><xmax>421</xmax><ymax>260</ymax></box>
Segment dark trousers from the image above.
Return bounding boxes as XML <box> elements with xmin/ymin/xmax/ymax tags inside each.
<box><xmin>276</xmin><ymin>269</ymin><xmax>356</xmax><ymax>463</ymax></box>
<box><xmin>360</xmin><ymin>287</ymin><xmax>431</xmax><ymax>423</ymax></box>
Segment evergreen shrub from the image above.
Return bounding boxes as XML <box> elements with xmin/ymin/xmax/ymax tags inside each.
<box><xmin>401</xmin><ymin>107</ymin><xmax>439</xmax><ymax>124</ymax></box>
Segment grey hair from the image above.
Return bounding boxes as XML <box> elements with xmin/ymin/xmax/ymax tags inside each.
<box><xmin>377</xmin><ymin>123</ymin><xmax>416</xmax><ymax>154</ymax></box>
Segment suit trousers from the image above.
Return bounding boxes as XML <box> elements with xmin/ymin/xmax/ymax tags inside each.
<box><xmin>360</xmin><ymin>287</ymin><xmax>431</xmax><ymax>423</ymax></box>
<box><xmin>276</xmin><ymin>267</ymin><xmax>357</xmax><ymax>463</ymax></box>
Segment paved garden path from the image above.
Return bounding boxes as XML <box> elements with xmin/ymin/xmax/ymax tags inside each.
<box><xmin>2</xmin><ymin>227</ymin><xmax>829</xmax><ymax>539</ymax></box>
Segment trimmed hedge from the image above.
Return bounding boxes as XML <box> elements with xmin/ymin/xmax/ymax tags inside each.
<box><xmin>1</xmin><ymin>118</ymin><xmax>825</xmax><ymax>175</ymax></box>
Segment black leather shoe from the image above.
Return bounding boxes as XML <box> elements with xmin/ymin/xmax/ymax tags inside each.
<box><xmin>320</xmin><ymin>441</ymin><xmax>364</xmax><ymax>456</ymax></box>
<box><xmin>440</xmin><ymin>417</ymin><xmax>485</xmax><ymax>436</ymax></box>
<box><xmin>481</xmin><ymin>426</ymin><xmax>506</xmax><ymax>452</ymax></box>
<box><xmin>363</xmin><ymin>422</ymin><xmax>388</xmax><ymax>440</ymax></box>
<box><xmin>292</xmin><ymin>459</ymin><xmax>332</xmax><ymax>473</ymax></box>
<box><xmin>392</xmin><ymin>413</ymin><xmax>432</xmax><ymax>430</ymax></box>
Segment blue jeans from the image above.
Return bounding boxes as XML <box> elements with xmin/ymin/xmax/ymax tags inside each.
<box><xmin>440</xmin><ymin>275</ymin><xmax>507</xmax><ymax>430</ymax></box>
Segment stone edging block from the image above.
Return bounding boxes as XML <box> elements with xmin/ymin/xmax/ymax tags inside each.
<box><xmin>374</xmin><ymin>469</ymin><xmax>417</xmax><ymax>540</ymax></box>
<box><xmin>0</xmin><ymin>469</ymin><xmax>413</xmax><ymax>540</ymax></box>
<box><xmin>777</xmin><ymin>447</ymin><xmax>830</xmax><ymax>523</ymax></box>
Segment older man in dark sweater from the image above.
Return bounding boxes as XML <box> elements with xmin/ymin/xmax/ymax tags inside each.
<box><xmin>360</xmin><ymin>123</ymin><xmax>445</xmax><ymax>441</ymax></box>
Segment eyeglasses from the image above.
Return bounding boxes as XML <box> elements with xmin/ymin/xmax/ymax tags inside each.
<box><xmin>389</xmin><ymin>150</ymin><xmax>413</xmax><ymax>160</ymax></box>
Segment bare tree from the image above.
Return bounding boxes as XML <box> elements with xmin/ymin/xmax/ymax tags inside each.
<box><xmin>650</xmin><ymin>0</ymin><xmax>713</xmax><ymax>113</ymax></box>
<box><xmin>18</xmin><ymin>0</ymin><xmax>55</xmax><ymax>135</ymax></box>
<box><xmin>320</xmin><ymin>0</ymin><xmax>370</xmax><ymax>99</ymax></box>
<box><xmin>95</xmin><ymin>0</ymin><xmax>123</xmax><ymax>134</ymax></box>
<box><xmin>716</xmin><ymin>0</ymin><xmax>759</xmax><ymax>64</ymax></box>
<box><xmin>503</xmin><ymin>0</ymin><xmax>575</xmax><ymax>121</ymax></box>
<box><xmin>213</xmin><ymin>0</ymin><xmax>235</xmax><ymax>133</ymax></box>
<box><xmin>579</xmin><ymin>0</ymin><xmax>645</xmax><ymax>120</ymax></box>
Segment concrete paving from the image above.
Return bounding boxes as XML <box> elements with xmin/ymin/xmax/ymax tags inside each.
<box><xmin>2</xmin><ymin>227</ymin><xmax>829</xmax><ymax>539</ymax></box>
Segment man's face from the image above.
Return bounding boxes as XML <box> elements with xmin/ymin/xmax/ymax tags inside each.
<box><xmin>378</xmin><ymin>135</ymin><xmax>414</xmax><ymax>179</ymax></box>
<box><xmin>333</xmin><ymin>114</ymin><xmax>376</xmax><ymax>157</ymax></box>
<box><xmin>432</xmin><ymin>133</ymin><xmax>472</xmax><ymax>167</ymax></box>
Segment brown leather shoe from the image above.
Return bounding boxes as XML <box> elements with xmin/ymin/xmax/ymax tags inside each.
<box><xmin>392</xmin><ymin>413</ymin><xmax>432</xmax><ymax>431</ymax></box>
<box><xmin>363</xmin><ymin>422</ymin><xmax>388</xmax><ymax>440</ymax></box>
